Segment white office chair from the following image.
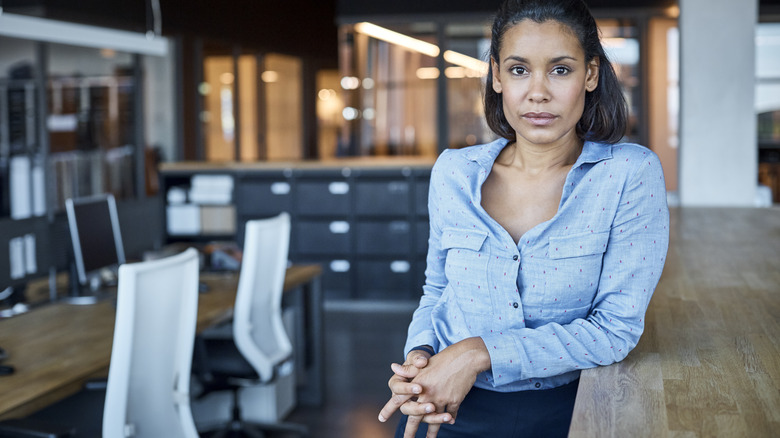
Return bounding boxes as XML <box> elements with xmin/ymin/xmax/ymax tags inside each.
<box><xmin>193</xmin><ymin>212</ymin><xmax>308</xmax><ymax>437</ymax></box>
<box><xmin>0</xmin><ymin>248</ymin><xmax>201</xmax><ymax>438</ymax></box>
<box><xmin>103</xmin><ymin>247</ymin><xmax>201</xmax><ymax>438</ymax></box>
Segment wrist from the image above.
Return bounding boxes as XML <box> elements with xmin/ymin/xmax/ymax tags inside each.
<box><xmin>457</xmin><ymin>337</ymin><xmax>491</xmax><ymax>373</ymax></box>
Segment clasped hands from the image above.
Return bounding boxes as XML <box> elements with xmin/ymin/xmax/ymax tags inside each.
<box><xmin>378</xmin><ymin>337</ymin><xmax>491</xmax><ymax>438</ymax></box>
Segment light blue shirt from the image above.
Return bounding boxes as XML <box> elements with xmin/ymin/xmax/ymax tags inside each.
<box><xmin>405</xmin><ymin>138</ymin><xmax>670</xmax><ymax>392</ymax></box>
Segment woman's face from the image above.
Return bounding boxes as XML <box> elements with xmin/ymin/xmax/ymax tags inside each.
<box><xmin>491</xmin><ymin>19</ymin><xmax>599</xmax><ymax>149</ymax></box>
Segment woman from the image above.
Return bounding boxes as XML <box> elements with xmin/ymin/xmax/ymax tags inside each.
<box><xmin>378</xmin><ymin>0</ymin><xmax>670</xmax><ymax>437</ymax></box>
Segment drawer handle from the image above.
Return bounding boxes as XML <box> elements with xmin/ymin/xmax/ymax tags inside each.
<box><xmin>329</xmin><ymin>221</ymin><xmax>350</xmax><ymax>234</ymax></box>
<box><xmin>330</xmin><ymin>260</ymin><xmax>351</xmax><ymax>272</ymax></box>
<box><xmin>390</xmin><ymin>261</ymin><xmax>410</xmax><ymax>273</ymax></box>
<box><xmin>388</xmin><ymin>181</ymin><xmax>409</xmax><ymax>193</ymax></box>
<box><xmin>389</xmin><ymin>221</ymin><xmax>410</xmax><ymax>233</ymax></box>
<box><xmin>270</xmin><ymin>182</ymin><xmax>291</xmax><ymax>195</ymax></box>
<box><xmin>329</xmin><ymin>182</ymin><xmax>349</xmax><ymax>195</ymax></box>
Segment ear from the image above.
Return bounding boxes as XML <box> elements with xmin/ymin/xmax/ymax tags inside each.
<box><xmin>491</xmin><ymin>58</ymin><xmax>503</xmax><ymax>94</ymax></box>
<box><xmin>585</xmin><ymin>57</ymin><xmax>599</xmax><ymax>92</ymax></box>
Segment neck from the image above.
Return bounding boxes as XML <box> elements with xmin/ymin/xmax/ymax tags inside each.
<box><xmin>507</xmin><ymin>138</ymin><xmax>583</xmax><ymax>175</ymax></box>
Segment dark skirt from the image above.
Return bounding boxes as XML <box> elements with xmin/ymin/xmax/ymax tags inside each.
<box><xmin>394</xmin><ymin>379</ymin><xmax>578</xmax><ymax>438</ymax></box>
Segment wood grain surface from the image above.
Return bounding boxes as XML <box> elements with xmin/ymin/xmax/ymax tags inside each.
<box><xmin>570</xmin><ymin>208</ymin><xmax>780</xmax><ymax>437</ymax></box>
<box><xmin>0</xmin><ymin>264</ymin><xmax>321</xmax><ymax>420</ymax></box>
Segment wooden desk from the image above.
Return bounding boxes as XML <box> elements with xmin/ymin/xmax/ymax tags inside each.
<box><xmin>0</xmin><ymin>264</ymin><xmax>323</xmax><ymax>420</ymax></box>
<box><xmin>569</xmin><ymin>208</ymin><xmax>780</xmax><ymax>437</ymax></box>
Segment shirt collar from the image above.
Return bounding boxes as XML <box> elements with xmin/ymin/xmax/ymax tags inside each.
<box><xmin>463</xmin><ymin>138</ymin><xmax>613</xmax><ymax>169</ymax></box>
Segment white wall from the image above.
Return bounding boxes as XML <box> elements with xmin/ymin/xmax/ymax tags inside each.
<box><xmin>679</xmin><ymin>0</ymin><xmax>758</xmax><ymax>206</ymax></box>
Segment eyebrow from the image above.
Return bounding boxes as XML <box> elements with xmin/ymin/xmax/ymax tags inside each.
<box><xmin>502</xmin><ymin>55</ymin><xmax>580</xmax><ymax>64</ymax></box>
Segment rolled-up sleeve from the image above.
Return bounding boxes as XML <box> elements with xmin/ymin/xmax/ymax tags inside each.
<box><xmin>403</xmin><ymin>151</ymin><xmax>451</xmax><ymax>357</ymax></box>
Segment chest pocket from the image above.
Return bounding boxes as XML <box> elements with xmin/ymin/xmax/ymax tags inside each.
<box><xmin>441</xmin><ymin>228</ymin><xmax>492</xmax><ymax>314</ymax></box>
<box><xmin>543</xmin><ymin>230</ymin><xmax>609</xmax><ymax>314</ymax></box>
<box><xmin>548</xmin><ymin>230</ymin><xmax>609</xmax><ymax>260</ymax></box>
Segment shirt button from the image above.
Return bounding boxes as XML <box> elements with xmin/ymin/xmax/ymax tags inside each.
<box><xmin>535</xmin><ymin>382</ymin><xmax>542</xmax><ymax>389</ymax></box>
<box><xmin>512</xmin><ymin>255</ymin><xmax>519</xmax><ymax>261</ymax></box>
<box><xmin>513</xmin><ymin>302</ymin><xmax>519</xmax><ymax>308</ymax></box>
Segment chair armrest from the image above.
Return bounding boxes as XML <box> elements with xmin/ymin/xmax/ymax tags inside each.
<box><xmin>0</xmin><ymin>418</ymin><xmax>75</xmax><ymax>438</ymax></box>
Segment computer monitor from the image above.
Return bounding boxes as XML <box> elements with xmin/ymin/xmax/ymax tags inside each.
<box><xmin>65</xmin><ymin>194</ymin><xmax>125</xmax><ymax>301</ymax></box>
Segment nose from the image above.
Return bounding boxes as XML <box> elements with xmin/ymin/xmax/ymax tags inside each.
<box><xmin>527</xmin><ymin>74</ymin><xmax>550</xmax><ymax>103</ymax></box>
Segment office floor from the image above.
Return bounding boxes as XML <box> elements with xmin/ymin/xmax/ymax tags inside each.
<box><xmin>285</xmin><ymin>307</ymin><xmax>414</xmax><ymax>438</ymax></box>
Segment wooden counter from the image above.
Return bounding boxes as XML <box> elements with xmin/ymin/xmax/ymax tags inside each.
<box><xmin>570</xmin><ymin>208</ymin><xmax>780</xmax><ymax>437</ymax></box>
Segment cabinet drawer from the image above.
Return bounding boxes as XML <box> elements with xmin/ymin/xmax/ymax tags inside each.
<box><xmin>297</xmin><ymin>258</ymin><xmax>353</xmax><ymax>301</ymax></box>
<box><xmin>355</xmin><ymin>181</ymin><xmax>410</xmax><ymax>216</ymax></box>
<box><xmin>356</xmin><ymin>221</ymin><xmax>411</xmax><ymax>255</ymax></box>
<box><xmin>294</xmin><ymin>220</ymin><xmax>352</xmax><ymax>255</ymax></box>
<box><xmin>235</xmin><ymin>180</ymin><xmax>292</xmax><ymax>216</ymax></box>
<box><xmin>355</xmin><ymin>260</ymin><xmax>416</xmax><ymax>300</ymax></box>
<box><xmin>296</xmin><ymin>180</ymin><xmax>350</xmax><ymax>216</ymax></box>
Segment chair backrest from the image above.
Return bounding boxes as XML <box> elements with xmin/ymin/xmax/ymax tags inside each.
<box><xmin>103</xmin><ymin>248</ymin><xmax>200</xmax><ymax>438</ymax></box>
<box><xmin>233</xmin><ymin>212</ymin><xmax>292</xmax><ymax>382</ymax></box>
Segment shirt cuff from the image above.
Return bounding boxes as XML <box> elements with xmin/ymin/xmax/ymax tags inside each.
<box><xmin>404</xmin><ymin>330</ymin><xmax>439</xmax><ymax>358</ymax></box>
<box><xmin>480</xmin><ymin>332</ymin><xmax>524</xmax><ymax>387</ymax></box>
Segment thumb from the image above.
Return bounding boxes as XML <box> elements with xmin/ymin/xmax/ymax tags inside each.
<box><xmin>391</xmin><ymin>362</ymin><xmax>422</xmax><ymax>379</ymax></box>
<box><xmin>411</xmin><ymin>353</ymin><xmax>429</xmax><ymax>369</ymax></box>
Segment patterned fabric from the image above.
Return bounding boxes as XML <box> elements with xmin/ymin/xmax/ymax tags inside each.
<box><xmin>404</xmin><ymin>138</ymin><xmax>670</xmax><ymax>392</ymax></box>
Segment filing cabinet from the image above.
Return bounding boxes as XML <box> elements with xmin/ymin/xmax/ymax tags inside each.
<box><xmin>160</xmin><ymin>159</ymin><xmax>434</xmax><ymax>303</ymax></box>
<box><xmin>355</xmin><ymin>180</ymin><xmax>411</xmax><ymax>216</ymax></box>
<box><xmin>355</xmin><ymin>221</ymin><xmax>411</xmax><ymax>256</ymax></box>
<box><xmin>355</xmin><ymin>259</ymin><xmax>416</xmax><ymax>300</ymax></box>
<box><xmin>295</xmin><ymin>220</ymin><xmax>352</xmax><ymax>255</ymax></box>
<box><xmin>235</xmin><ymin>177</ymin><xmax>293</xmax><ymax>216</ymax></box>
<box><xmin>296</xmin><ymin>177</ymin><xmax>351</xmax><ymax>216</ymax></box>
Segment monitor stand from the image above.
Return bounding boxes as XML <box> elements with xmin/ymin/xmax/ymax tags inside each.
<box><xmin>62</xmin><ymin>262</ymin><xmax>113</xmax><ymax>305</ymax></box>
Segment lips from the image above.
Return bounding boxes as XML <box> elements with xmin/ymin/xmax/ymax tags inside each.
<box><xmin>522</xmin><ymin>112</ymin><xmax>557</xmax><ymax>126</ymax></box>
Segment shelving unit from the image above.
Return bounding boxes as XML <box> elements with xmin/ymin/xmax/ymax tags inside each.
<box><xmin>159</xmin><ymin>159</ymin><xmax>434</xmax><ymax>302</ymax></box>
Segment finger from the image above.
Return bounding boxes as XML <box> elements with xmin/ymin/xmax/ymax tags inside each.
<box><xmin>399</xmin><ymin>400</ymin><xmax>436</xmax><ymax>417</ymax></box>
<box><xmin>404</xmin><ymin>415</ymin><xmax>423</xmax><ymax>438</ymax></box>
<box><xmin>378</xmin><ymin>393</ymin><xmax>413</xmax><ymax>422</ymax></box>
<box><xmin>388</xmin><ymin>378</ymin><xmax>423</xmax><ymax>396</ymax></box>
<box><xmin>407</xmin><ymin>352</ymin><xmax>430</xmax><ymax>368</ymax></box>
<box><xmin>444</xmin><ymin>402</ymin><xmax>459</xmax><ymax>423</ymax></box>
<box><xmin>391</xmin><ymin>362</ymin><xmax>423</xmax><ymax>379</ymax></box>
<box><xmin>426</xmin><ymin>422</ymin><xmax>442</xmax><ymax>438</ymax></box>
<box><xmin>421</xmin><ymin>412</ymin><xmax>452</xmax><ymax>424</ymax></box>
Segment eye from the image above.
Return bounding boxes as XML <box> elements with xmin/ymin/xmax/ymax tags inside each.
<box><xmin>509</xmin><ymin>66</ymin><xmax>528</xmax><ymax>76</ymax></box>
<box><xmin>551</xmin><ymin>66</ymin><xmax>571</xmax><ymax>75</ymax></box>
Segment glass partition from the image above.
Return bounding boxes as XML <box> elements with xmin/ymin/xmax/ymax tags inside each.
<box><xmin>202</xmin><ymin>42</ymin><xmax>236</xmax><ymax>162</ymax></box>
<box><xmin>265</xmin><ymin>53</ymin><xmax>303</xmax><ymax>161</ymax></box>
<box><xmin>338</xmin><ymin>22</ymin><xmax>439</xmax><ymax>157</ymax></box>
<box><xmin>336</xmin><ymin>18</ymin><xmax>650</xmax><ymax>158</ymax></box>
<box><xmin>200</xmin><ymin>46</ymin><xmax>303</xmax><ymax>162</ymax></box>
<box><xmin>598</xmin><ymin>19</ymin><xmax>641</xmax><ymax>143</ymax></box>
<box><xmin>444</xmin><ymin>22</ymin><xmax>493</xmax><ymax>149</ymax></box>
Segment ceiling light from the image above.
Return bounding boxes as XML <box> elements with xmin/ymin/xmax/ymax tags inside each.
<box><xmin>354</xmin><ymin>22</ymin><xmax>440</xmax><ymax>57</ymax></box>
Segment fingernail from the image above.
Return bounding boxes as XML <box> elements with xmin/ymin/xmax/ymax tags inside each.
<box><xmin>425</xmin><ymin>405</ymin><xmax>434</xmax><ymax>413</ymax></box>
<box><xmin>378</xmin><ymin>414</ymin><xmax>386</xmax><ymax>422</ymax></box>
<box><xmin>412</xmin><ymin>386</ymin><xmax>421</xmax><ymax>394</ymax></box>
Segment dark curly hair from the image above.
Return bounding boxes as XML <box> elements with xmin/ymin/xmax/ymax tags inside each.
<box><xmin>484</xmin><ymin>0</ymin><xmax>628</xmax><ymax>143</ymax></box>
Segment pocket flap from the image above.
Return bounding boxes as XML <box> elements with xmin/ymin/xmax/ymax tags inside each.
<box><xmin>549</xmin><ymin>230</ymin><xmax>609</xmax><ymax>259</ymax></box>
<box><xmin>441</xmin><ymin>228</ymin><xmax>488</xmax><ymax>251</ymax></box>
